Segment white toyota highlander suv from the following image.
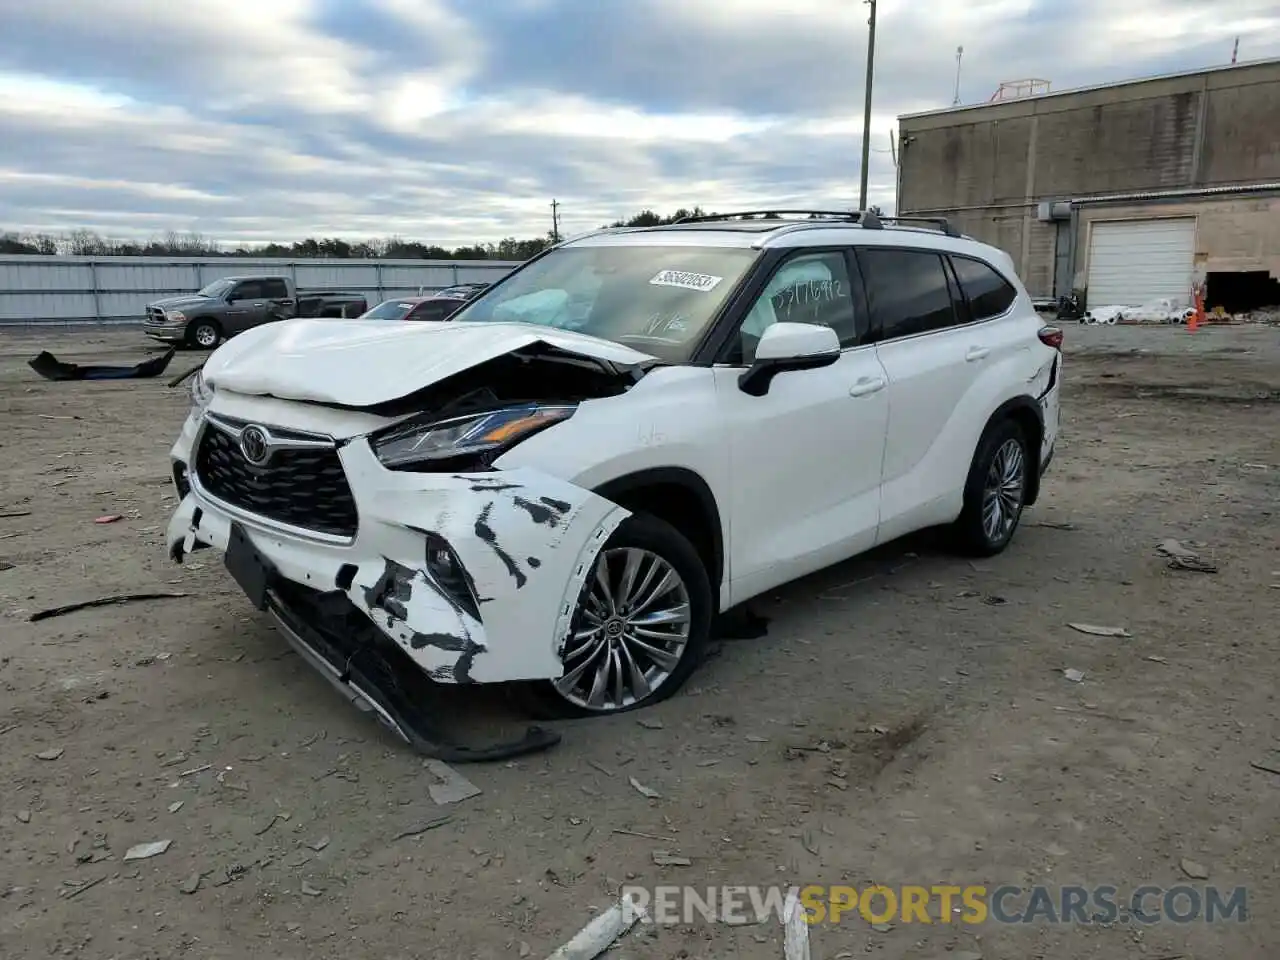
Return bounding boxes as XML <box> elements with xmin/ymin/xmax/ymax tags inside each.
<box><xmin>166</xmin><ymin>210</ymin><xmax>1062</xmax><ymax>758</ymax></box>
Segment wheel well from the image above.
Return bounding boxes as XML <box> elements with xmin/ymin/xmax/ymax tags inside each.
<box><xmin>986</xmin><ymin>398</ymin><xmax>1044</xmax><ymax>505</ymax></box>
<box><xmin>593</xmin><ymin>468</ymin><xmax>723</xmax><ymax>590</ymax></box>
<box><xmin>189</xmin><ymin>316</ymin><xmax>220</xmax><ymax>331</ymax></box>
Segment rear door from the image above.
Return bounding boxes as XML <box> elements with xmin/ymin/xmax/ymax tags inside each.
<box><xmin>260</xmin><ymin>277</ymin><xmax>295</xmax><ymax>321</ymax></box>
<box><xmin>860</xmin><ymin>247</ymin><xmax>993</xmax><ymax>538</ymax></box>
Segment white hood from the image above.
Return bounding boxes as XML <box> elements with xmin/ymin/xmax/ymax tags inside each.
<box><xmin>201</xmin><ymin>318</ymin><xmax>657</xmax><ymax>407</ymax></box>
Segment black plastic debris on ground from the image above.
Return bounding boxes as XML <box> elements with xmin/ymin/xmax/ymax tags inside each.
<box><xmin>28</xmin><ymin>592</ymin><xmax>190</xmax><ymax>622</ymax></box>
<box><xmin>29</xmin><ymin>347</ymin><xmax>177</xmax><ymax>381</ymax></box>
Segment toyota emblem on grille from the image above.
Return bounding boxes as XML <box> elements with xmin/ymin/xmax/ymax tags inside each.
<box><xmin>239</xmin><ymin>425</ymin><xmax>271</xmax><ymax>465</ymax></box>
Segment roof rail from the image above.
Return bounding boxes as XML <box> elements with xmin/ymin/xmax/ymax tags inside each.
<box><xmin>666</xmin><ymin>209</ymin><xmax>961</xmax><ymax>238</ymax></box>
<box><xmin>672</xmin><ymin>209</ymin><xmax>865</xmax><ymax>224</ymax></box>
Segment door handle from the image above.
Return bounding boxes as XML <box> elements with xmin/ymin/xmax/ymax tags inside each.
<box><xmin>253</xmin><ymin>302</ymin><xmax>264</xmax><ymax>307</ymax></box>
<box><xmin>849</xmin><ymin>376</ymin><xmax>886</xmax><ymax>397</ymax></box>
<box><xmin>965</xmin><ymin>346</ymin><xmax>990</xmax><ymax>362</ymax></box>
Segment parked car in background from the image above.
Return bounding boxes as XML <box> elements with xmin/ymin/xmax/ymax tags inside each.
<box><xmin>358</xmin><ymin>283</ymin><xmax>490</xmax><ymax>323</ymax></box>
<box><xmin>165</xmin><ymin>209</ymin><xmax>1062</xmax><ymax>755</ymax></box>
<box><xmin>143</xmin><ymin>276</ymin><xmax>368</xmax><ymax>349</ymax></box>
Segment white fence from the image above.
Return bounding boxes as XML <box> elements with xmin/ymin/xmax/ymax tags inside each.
<box><xmin>0</xmin><ymin>255</ymin><xmax>523</xmax><ymax>324</ymax></box>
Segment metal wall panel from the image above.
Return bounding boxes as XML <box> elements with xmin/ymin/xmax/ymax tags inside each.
<box><xmin>0</xmin><ymin>256</ymin><xmax>522</xmax><ymax>324</ymax></box>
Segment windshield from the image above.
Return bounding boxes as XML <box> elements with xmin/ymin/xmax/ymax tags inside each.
<box><xmin>360</xmin><ymin>299</ymin><xmax>418</xmax><ymax>320</ymax></box>
<box><xmin>196</xmin><ymin>278</ymin><xmax>234</xmax><ymax>298</ymax></box>
<box><xmin>448</xmin><ymin>245</ymin><xmax>758</xmax><ymax>362</ymax></box>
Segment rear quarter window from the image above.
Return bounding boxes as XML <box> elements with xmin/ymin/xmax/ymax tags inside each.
<box><xmin>950</xmin><ymin>256</ymin><xmax>1018</xmax><ymax>320</ymax></box>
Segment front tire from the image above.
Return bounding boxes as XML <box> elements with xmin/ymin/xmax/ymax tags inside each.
<box><xmin>951</xmin><ymin>419</ymin><xmax>1030</xmax><ymax>556</ymax></box>
<box><xmin>187</xmin><ymin>319</ymin><xmax>222</xmax><ymax>350</ymax></box>
<box><xmin>513</xmin><ymin>512</ymin><xmax>712</xmax><ymax>720</ymax></box>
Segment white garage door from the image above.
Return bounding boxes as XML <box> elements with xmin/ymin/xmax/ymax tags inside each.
<box><xmin>1086</xmin><ymin>217</ymin><xmax>1196</xmax><ymax>307</ymax></box>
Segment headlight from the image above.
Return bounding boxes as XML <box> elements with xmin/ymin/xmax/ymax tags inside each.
<box><xmin>372</xmin><ymin>403</ymin><xmax>576</xmax><ymax>470</ymax></box>
<box><xmin>189</xmin><ymin>368</ymin><xmax>214</xmax><ymax>411</ymax></box>
<box><xmin>166</xmin><ymin>310</ymin><xmax>186</xmax><ymax>322</ymax></box>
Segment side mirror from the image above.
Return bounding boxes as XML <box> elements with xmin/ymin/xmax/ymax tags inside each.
<box><xmin>738</xmin><ymin>322</ymin><xmax>841</xmax><ymax>396</ymax></box>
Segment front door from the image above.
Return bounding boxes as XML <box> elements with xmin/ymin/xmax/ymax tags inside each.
<box><xmin>714</xmin><ymin>248</ymin><xmax>890</xmax><ymax>604</ymax></box>
<box><xmin>225</xmin><ymin>279</ymin><xmax>268</xmax><ymax>333</ymax></box>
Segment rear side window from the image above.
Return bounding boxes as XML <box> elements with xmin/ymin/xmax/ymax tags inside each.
<box><xmin>950</xmin><ymin>256</ymin><xmax>1017</xmax><ymax>320</ymax></box>
<box><xmin>857</xmin><ymin>249</ymin><xmax>956</xmax><ymax>340</ymax></box>
<box><xmin>261</xmin><ymin>279</ymin><xmax>289</xmax><ymax>299</ymax></box>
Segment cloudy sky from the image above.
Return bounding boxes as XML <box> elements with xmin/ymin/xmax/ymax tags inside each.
<box><xmin>1</xmin><ymin>0</ymin><xmax>1276</xmax><ymax>248</ymax></box>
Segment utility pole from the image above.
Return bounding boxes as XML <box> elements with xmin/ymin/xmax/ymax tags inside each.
<box><xmin>550</xmin><ymin>199</ymin><xmax>561</xmax><ymax>242</ymax></box>
<box><xmin>858</xmin><ymin>0</ymin><xmax>877</xmax><ymax>211</ymax></box>
<box><xmin>953</xmin><ymin>45</ymin><xmax>964</xmax><ymax>105</ymax></box>
<box><xmin>1231</xmin><ymin>36</ymin><xmax>1239</xmax><ymax>63</ymax></box>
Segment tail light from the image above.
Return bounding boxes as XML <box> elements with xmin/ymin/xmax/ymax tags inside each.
<box><xmin>1038</xmin><ymin>326</ymin><xmax>1064</xmax><ymax>349</ymax></box>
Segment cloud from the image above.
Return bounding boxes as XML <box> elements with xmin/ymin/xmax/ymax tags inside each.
<box><xmin>0</xmin><ymin>0</ymin><xmax>1275</xmax><ymax>246</ymax></box>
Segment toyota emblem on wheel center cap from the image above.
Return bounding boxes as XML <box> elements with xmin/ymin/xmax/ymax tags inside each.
<box><xmin>239</xmin><ymin>425</ymin><xmax>270</xmax><ymax>465</ymax></box>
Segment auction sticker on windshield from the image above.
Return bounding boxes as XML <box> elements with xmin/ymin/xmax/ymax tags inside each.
<box><xmin>649</xmin><ymin>270</ymin><xmax>724</xmax><ymax>292</ymax></box>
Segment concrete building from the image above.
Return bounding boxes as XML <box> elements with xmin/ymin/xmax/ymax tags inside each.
<box><xmin>895</xmin><ymin>58</ymin><xmax>1280</xmax><ymax>311</ymax></box>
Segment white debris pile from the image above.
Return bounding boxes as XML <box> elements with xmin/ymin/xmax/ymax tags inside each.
<box><xmin>1080</xmin><ymin>298</ymin><xmax>1194</xmax><ymax>325</ymax></box>
<box><xmin>1238</xmin><ymin>306</ymin><xmax>1280</xmax><ymax>325</ymax></box>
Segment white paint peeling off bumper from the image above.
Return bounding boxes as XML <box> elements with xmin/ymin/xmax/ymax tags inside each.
<box><xmin>166</xmin><ymin>420</ymin><xmax>630</xmax><ymax>686</ymax></box>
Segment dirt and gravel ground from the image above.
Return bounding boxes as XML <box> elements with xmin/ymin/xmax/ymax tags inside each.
<box><xmin>1</xmin><ymin>321</ymin><xmax>1278</xmax><ymax>960</ymax></box>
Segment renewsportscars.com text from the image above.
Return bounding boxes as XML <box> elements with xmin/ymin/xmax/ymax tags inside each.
<box><xmin>621</xmin><ymin>883</ymin><xmax>1248</xmax><ymax>926</ymax></box>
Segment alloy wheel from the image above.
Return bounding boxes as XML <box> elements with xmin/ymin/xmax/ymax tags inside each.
<box><xmin>194</xmin><ymin>325</ymin><xmax>218</xmax><ymax>348</ymax></box>
<box><xmin>981</xmin><ymin>437</ymin><xmax>1025</xmax><ymax>543</ymax></box>
<box><xmin>553</xmin><ymin>547</ymin><xmax>692</xmax><ymax>712</ymax></box>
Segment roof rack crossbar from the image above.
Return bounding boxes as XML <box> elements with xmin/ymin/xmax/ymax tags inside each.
<box><xmin>869</xmin><ymin>215</ymin><xmax>961</xmax><ymax>237</ymax></box>
<box><xmin>672</xmin><ymin>209</ymin><xmax>866</xmax><ymax>224</ymax></box>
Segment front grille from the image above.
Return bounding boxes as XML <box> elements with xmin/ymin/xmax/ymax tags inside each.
<box><xmin>194</xmin><ymin>422</ymin><xmax>358</xmax><ymax>539</ymax></box>
<box><xmin>146</xmin><ymin>307</ymin><xmax>167</xmax><ymax>323</ymax></box>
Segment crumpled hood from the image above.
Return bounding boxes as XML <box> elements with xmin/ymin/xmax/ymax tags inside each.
<box><xmin>201</xmin><ymin>317</ymin><xmax>657</xmax><ymax>407</ymax></box>
<box><xmin>149</xmin><ymin>295</ymin><xmax>213</xmax><ymax>311</ymax></box>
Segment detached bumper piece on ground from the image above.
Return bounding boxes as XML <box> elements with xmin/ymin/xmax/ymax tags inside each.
<box><xmin>29</xmin><ymin>347</ymin><xmax>177</xmax><ymax>381</ymax></box>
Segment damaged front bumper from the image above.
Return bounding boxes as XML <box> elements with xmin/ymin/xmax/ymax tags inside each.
<box><xmin>166</xmin><ymin>407</ymin><xmax>630</xmax><ymax>758</ymax></box>
<box><xmin>144</xmin><ymin>318</ymin><xmax>187</xmax><ymax>342</ymax></box>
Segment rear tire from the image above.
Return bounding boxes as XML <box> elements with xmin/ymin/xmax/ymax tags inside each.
<box><xmin>187</xmin><ymin>319</ymin><xmax>222</xmax><ymax>350</ymax></box>
<box><xmin>951</xmin><ymin>419</ymin><xmax>1030</xmax><ymax>557</ymax></box>
<box><xmin>511</xmin><ymin>512</ymin><xmax>713</xmax><ymax>720</ymax></box>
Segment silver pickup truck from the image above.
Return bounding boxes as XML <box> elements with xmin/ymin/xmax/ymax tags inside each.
<box><xmin>142</xmin><ymin>275</ymin><xmax>368</xmax><ymax>349</ymax></box>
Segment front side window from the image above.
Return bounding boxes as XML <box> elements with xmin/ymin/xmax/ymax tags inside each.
<box><xmin>361</xmin><ymin>299</ymin><xmax>417</xmax><ymax>320</ymax></box>
<box><xmin>231</xmin><ymin>280</ymin><xmax>264</xmax><ymax>301</ymax></box>
<box><xmin>858</xmin><ymin>248</ymin><xmax>956</xmax><ymax>340</ymax></box>
<box><xmin>449</xmin><ymin>245</ymin><xmax>759</xmax><ymax>362</ymax></box>
<box><xmin>734</xmin><ymin>250</ymin><xmax>864</xmax><ymax>363</ymax></box>
<box><xmin>950</xmin><ymin>256</ymin><xmax>1017</xmax><ymax>320</ymax></box>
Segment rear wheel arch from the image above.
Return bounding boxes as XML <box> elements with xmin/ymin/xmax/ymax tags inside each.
<box><xmin>592</xmin><ymin>467</ymin><xmax>725</xmax><ymax>591</ymax></box>
<box><xmin>972</xmin><ymin>396</ymin><xmax>1044</xmax><ymax>505</ymax></box>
